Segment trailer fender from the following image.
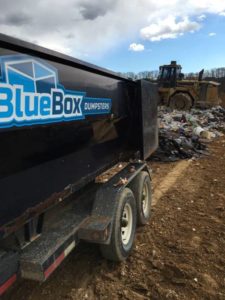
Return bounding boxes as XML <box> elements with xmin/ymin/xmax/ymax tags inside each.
<box><xmin>78</xmin><ymin>162</ymin><xmax>150</xmax><ymax>244</ymax></box>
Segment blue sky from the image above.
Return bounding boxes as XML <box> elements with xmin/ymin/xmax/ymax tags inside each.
<box><xmin>1</xmin><ymin>0</ymin><xmax>225</xmax><ymax>74</ymax></box>
<box><xmin>91</xmin><ymin>13</ymin><xmax>225</xmax><ymax>73</ymax></box>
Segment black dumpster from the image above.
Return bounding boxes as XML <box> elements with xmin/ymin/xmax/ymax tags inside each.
<box><xmin>0</xmin><ymin>33</ymin><xmax>158</xmax><ymax>236</ymax></box>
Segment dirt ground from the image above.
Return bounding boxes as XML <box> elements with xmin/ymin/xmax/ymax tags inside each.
<box><xmin>4</xmin><ymin>137</ymin><xmax>225</xmax><ymax>300</ymax></box>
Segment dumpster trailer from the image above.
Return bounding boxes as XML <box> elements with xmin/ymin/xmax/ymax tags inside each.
<box><xmin>0</xmin><ymin>33</ymin><xmax>158</xmax><ymax>296</ymax></box>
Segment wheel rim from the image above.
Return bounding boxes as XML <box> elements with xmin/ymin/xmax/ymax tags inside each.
<box><xmin>121</xmin><ymin>203</ymin><xmax>133</xmax><ymax>246</ymax></box>
<box><xmin>142</xmin><ymin>182</ymin><xmax>149</xmax><ymax>217</ymax></box>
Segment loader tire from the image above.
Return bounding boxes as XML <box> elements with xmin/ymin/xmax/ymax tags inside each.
<box><xmin>169</xmin><ymin>93</ymin><xmax>192</xmax><ymax>111</ymax></box>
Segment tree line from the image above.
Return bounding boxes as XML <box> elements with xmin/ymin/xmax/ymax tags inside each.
<box><xmin>117</xmin><ymin>70</ymin><xmax>159</xmax><ymax>80</ymax></box>
<box><xmin>118</xmin><ymin>67</ymin><xmax>225</xmax><ymax>80</ymax></box>
<box><xmin>186</xmin><ymin>68</ymin><xmax>225</xmax><ymax>79</ymax></box>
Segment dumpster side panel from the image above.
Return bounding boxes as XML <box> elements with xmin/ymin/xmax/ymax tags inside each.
<box><xmin>0</xmin><ymin>44</ymin><xmax>136</xmax><ymax>231</ymax></box>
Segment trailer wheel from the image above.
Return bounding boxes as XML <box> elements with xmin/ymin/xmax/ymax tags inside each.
<box><xmin>100</xmin><ymin>188</ymin><xmax>136</xmax><ymax>262</ymax></box>
<box><xmin>130</xmin><ymin>171</ymin><xmax>152</xmax><ymax>226</ymax></box>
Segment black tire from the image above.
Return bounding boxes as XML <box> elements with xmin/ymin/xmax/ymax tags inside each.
<box><xmin>129</xmin><ymin>171</ymin><xmax>152</xmax><ymax>226</ymax></box>
<box><xmin>169</xmin><ymin>93</ymin><xmax>192</xmax><ymax>110</ymax></box>
<box><xmin>100</xmin><ymin>188</ymin><xmax>136</xmax><ymax>262</ymax></box>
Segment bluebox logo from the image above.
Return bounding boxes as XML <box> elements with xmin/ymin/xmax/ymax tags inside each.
<box><xmin>0</xmin><ymin>55</ymin><xmax>112</xmax><ymax>128</ymax></box>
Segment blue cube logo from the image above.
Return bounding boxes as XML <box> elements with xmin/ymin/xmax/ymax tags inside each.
<box><xmin>4</xmin><ymin>57</ymin><xmax>57</xmax><ymax>93</ymax></box>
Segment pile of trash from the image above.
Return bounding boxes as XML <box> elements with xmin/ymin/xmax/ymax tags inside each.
<box><xmin>151</xmin><ymin>106</ymin><xmax>225</xmax><ymax>162</ymax></box>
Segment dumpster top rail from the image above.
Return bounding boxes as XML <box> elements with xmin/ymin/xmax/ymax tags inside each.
<box><xmin>0</xmin><ymin>33</ymin><xmax>132</xmax><ymax>83</ymax></box>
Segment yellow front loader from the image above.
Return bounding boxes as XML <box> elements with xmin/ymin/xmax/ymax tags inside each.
<box><xmin>158</xmin><ymin>61</ymin><xmax>221</xmax><ymax>110</ymax></box>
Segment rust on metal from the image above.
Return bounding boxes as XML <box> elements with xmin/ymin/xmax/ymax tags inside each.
<box><xmin>0</xmin><ymin>188</ymin><xmax>72</xmax><ymax>237</ymax></box>
<box><xmin>78</xmin><ymin>215</ymin><xmax>111</xmax><ymax>242</ymax></box>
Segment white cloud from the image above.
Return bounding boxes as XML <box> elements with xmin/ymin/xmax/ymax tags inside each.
<box><xmin>38</xmin><ymin>41</ymin><xmax>72</xmax><ymax>55</ymax></box>
<box><xmin>129</xmin><ymin>43</ymin><xmax>145</xmax><ymax>52</ymax></box>
<box><xmin>0</xmin><ymin>0</ymin><xmax>225</xmax><ymax>59</ymax></box>
<box><xmin>209</xmin><ymin>32</ymin><xmax>216</xmax><ymax>36</ymax></box>
<box><xmin>140</xmin><ymin>16</ymin><xmax>201</xmax><ymax>42</ymax></box>
<box><xmin>198</xmin><ymin>14</ymin><xmax>206</xmax><ymax>21</ymax></box>
<box><xmin>219</xmin><ymin>11</ymin><xmax>225</xmax><ymax>16</ymax></box>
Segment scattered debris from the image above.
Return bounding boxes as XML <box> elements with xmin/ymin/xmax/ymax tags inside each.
<box><xmin>114</xmin><ymin>177</ymin><xmax>128</xmax><ymax>187</ymax></box>
<box><xmin>151</xmin><ymin>106</ymin><xmax>225</xmax><ymax>161</ymax></box>
<box><xmin>129</xmin><ymin>165</ymin><xmax>136</xmax><ymax>173</ymax></box>
<box><xmin>95</xmin><ymin>162</ymin><xmax>127</xmax><ymax>183</ymax></box>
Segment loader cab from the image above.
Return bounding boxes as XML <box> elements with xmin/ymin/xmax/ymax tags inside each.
<box><xmin>158</xmin><ymin>61</ymin><xmax>183</xmax><ymax>88</ymax></box>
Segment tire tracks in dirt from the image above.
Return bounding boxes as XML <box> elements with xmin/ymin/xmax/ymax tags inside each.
<box><xmin>152</xmin><ymin>160</ymin><xmax>192</xmax><ymax>206</ymax></box>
